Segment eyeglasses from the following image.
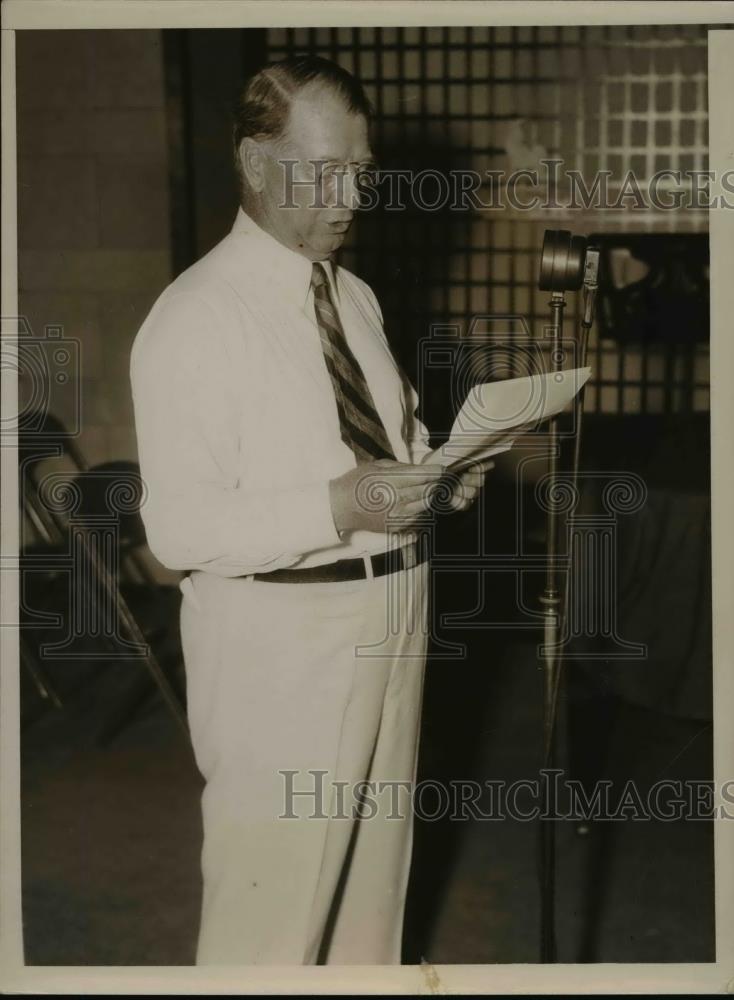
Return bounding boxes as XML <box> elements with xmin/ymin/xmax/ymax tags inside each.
<box><xmin>262</xmin><ymin>147</ymin><xmax>379</xmax><ymax>191</ymax></box>
<box><xmin>313</xmin><ymin>159</ymin><xmax>379</xmax><ymax>187</ymax></box>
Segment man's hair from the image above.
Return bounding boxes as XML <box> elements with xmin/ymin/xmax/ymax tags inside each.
<box><xmin>232</xmin><ymin>55</ymin><xmax>373</xmax><ymax>162</ymax></box>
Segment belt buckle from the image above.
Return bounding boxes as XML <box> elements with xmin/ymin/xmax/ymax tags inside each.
<box><xmin>362</xmin><ymin>553</ymin><xmax>374</xmax><ymax>580</ymax></box>
<box><xmin>402</xmin><ymin>537</ymin><xmax>417</xmax><ymax>570</ymax></box>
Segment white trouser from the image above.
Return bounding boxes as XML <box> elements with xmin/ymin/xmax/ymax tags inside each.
<box><xmin>179</xmin><ymin>559</ymin><xmax>429</xmax><ymax>965</ymax></box>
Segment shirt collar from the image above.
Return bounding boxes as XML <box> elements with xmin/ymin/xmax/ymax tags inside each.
<box><xmin>230</xmin><ymin>207</ymin><xmax>339</xmax><ymax>309</ymax></box>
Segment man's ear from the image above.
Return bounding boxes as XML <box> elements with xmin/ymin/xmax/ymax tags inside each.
<box><xmin>239</xmin><ymin>137</ymin><xmax>266</xmax><ymax>193</ymax></box>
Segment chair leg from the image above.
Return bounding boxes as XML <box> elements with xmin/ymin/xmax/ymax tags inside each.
<box><xmin>114</xmin><ymin>593</ymin><xmax>189</xmax><ymax>738</ymax></box>
<box><xmin>79</xmin><ymin>533</ymin><xmax>190</xmax><ymax>742</ymax></box>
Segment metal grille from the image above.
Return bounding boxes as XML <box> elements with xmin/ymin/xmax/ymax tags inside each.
<box><xmin>266</xmin><ymin>24</ymin><xmax>711</xmax><ymax>415</ymax></box>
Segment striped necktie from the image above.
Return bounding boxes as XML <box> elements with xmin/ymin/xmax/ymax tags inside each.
<box><xmin>311</xmin><ymin>262</ymin><xmax>396</xmax><ymax>463</ymax></box>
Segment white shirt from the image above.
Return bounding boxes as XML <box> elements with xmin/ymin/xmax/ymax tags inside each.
<box><xmin>130</xmin><ymin>207</ymin><xmax>432</xmax><ymax>578</ymax></box>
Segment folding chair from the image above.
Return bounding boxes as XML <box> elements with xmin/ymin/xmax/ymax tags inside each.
<box><xmin>19</xmin><ymin>411</ymin><xmax>189</xmax><ymax>743</ymax></box>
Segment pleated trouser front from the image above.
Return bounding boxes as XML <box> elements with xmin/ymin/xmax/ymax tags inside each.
<box><xmin>179</xmin><ymin>559</ymin><xmax>429</xmax><ymax>965</ymax></box>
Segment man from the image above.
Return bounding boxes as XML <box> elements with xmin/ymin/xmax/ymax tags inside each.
<box><xmin>130</xmin><ymin>55</ymin><xmax>490</xmax><ymax>965</ymax></box>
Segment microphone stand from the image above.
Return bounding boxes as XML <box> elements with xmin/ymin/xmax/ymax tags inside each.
<box><xmin>538</xmin><ymin>246</ymin><xmax>599</xmax><ymax>963</ymax></box>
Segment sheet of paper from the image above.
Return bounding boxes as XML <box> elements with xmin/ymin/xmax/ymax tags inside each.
<box><xmin>423</xmin><ymin>366</ymin><xmax>592</xmax><ymax>468</ymax></box>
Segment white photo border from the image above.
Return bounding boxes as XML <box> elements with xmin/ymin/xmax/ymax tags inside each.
<box><xmin>1</xmin><ymin>2</ymin><xmax>733</xmax><ymax>994</ymax></box>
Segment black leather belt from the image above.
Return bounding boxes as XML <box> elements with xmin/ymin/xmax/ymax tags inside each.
<box><xmin>252</xmin><ymin>538</ymin><xmax>429</xmax><ymax>584</ymax></box>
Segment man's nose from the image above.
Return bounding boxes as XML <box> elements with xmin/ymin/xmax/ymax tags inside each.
<box><xmin>327</xmin><ymin>170</ymin><xmax>363</xmax><ymax>211</ymax></box>
<box><xmin>344</xmin><ymin>172</ymin><xmax>362</xmax><ymax>210</ymax></box>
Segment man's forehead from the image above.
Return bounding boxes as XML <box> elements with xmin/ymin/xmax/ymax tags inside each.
<box><xmin>283</xmin><ymin>85</ymin><xmax>371</xmax><ymax>156</ymax></box>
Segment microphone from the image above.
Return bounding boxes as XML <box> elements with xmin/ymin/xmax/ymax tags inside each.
<box><xmin>538</xmin><ymin>228</ymin><xmax>600</xmax><ymax>327</ymax></box>
<box><xmin>536</xmin><ymin>228</ymin><xmax>600</xmax><ymax>965</ymax></box>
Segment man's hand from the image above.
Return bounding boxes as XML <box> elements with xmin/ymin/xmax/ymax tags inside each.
<box><xmin>444</xmin><ymin>458</ymin><xmax>495</xmax><ymax>512</ymax></box>
<box><xmin>329</xmin><ymin>459</ymin><xmax>446</xmax><ymax>535</ymax></box>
